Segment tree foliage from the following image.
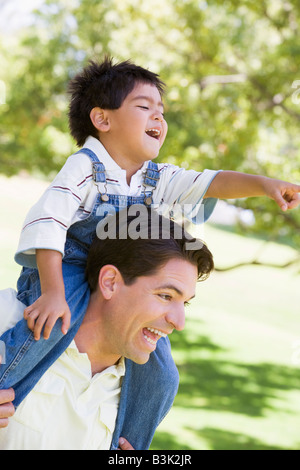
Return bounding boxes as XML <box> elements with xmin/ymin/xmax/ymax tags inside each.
<box><xmin>1</xmin><ymin>0</ymin><xmax>300</xmax><ymax>245</ymax></box>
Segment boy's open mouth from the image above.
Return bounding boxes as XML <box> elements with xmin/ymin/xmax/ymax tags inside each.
<box><xmin>145</xmin><ymin>128</ymin><xmax>161</xmax><ymax>140</ymax></box>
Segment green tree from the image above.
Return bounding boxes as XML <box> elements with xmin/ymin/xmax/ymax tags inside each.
<box><xmin>1</xmin><ymin>0</ymin><xmax>299</xmax><ymax>245</ymax></box>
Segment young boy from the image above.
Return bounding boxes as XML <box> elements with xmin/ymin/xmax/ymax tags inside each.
<box><xmin>0</xmin><ymin>57</ymin><xmax>299</xmax><ymax>408</ymax></box>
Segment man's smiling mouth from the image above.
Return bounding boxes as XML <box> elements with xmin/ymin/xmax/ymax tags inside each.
<box><xmin>143</xmin><ymin>327</ymin><xmax>167</xmax><ymax>345</ymax></box>
<box><xmin>145</xmin><ymin>129</ymin><xmax>161</xmax><ymax>140</ymax></box>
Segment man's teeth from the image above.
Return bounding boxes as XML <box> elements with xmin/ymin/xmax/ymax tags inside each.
<box><xmin>143</xmin><ymin>335</ymin><xmax>157</xmax><ymax>345</ymax></box>
<box><xmin>143</xmin><ymin>327</ymin><xmax>167</xmax><ymax>344</ymax></box>
<box><xmin>146</xmin><ymin>327</ymin><xmax>167</xmax><ymax>337</ymax></box>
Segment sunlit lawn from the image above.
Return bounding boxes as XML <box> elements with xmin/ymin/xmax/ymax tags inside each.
<box><xmin>151</xmin><ymin>221</ymin><xmax>300</xmax><ymax>450</ymax></box>
<box><xmin>1</xmin><ymin>174</ymin><xmax>300</xmax><ymax>450</ymax></box>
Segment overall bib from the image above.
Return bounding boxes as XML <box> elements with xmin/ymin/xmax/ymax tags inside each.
<box><xmin>0</xmin><ymin>148</ymin><xmax>179</xmax><ymax>449</ymax></box>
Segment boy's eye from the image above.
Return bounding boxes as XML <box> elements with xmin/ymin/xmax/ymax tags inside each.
<box><xmin>137</xmin><ymin>106</ymin><xmax>165</xmax><ymax>118</ymax></box>
<box><xmin>184</xmin><ymin>301</ymin><xmax>191</xmax><ymax>307</ymax></box>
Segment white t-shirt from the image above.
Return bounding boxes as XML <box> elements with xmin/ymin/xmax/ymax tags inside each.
<box><xmin>15</xmin><ymin>136</ymin><xmax>220</xmax><ymax>267</ymax></box>
<box><xmin>0</xmin><ymin>289</ymin><xmax>125</xmax><ymax>450</ymax></box>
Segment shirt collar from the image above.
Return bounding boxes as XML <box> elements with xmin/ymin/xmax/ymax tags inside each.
<box><xmin>83</xmin><ymin>135</ymin><xmax>149</xmax><ymax>176</ymax></box>
<box><xmin>68</xmin><ymin>340</ymin><xmax>125</xmax><ymax>378</ymax></box>
<box><xmin>114</xmin><ymin>356</ymin><xmax>126</xmax><ymax>378</ymax></box>
<box><xmin>83</xmin><ymin>136</ymin><xmax>122</xmax><ymax>172</ymax></box>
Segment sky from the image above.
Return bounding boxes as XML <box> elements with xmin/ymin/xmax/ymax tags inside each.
<box><xmin>0</xmin><ymin>0</ymin><xmax>44</xmax><ymax>32</ymax></box>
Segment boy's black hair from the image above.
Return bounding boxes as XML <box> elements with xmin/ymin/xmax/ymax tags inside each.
<box><xmin>68</xmin><ymin>56</ymin><xmax>166</xmax><ymax>147</ymax></box>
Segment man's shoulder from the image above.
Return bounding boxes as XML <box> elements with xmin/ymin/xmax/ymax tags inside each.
<box><xmin>0</xmin><ymin>289</ymin><xmax>25</xmax><ymax>336</ymax></box>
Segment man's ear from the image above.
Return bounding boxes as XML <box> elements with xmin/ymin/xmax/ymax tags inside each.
<box><xmin>98</xmin><ymin>265</ymin><xmax>122</xmax><ymax>300</ymax></box>
<box><xmin>90</xmin><ymin>107</ymin><xmax>111</xmax><ymax>133</ymax></box>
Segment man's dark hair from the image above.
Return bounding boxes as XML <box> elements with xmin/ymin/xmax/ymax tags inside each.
<box><xmin>68</xmin><ymin>56</ymin><xmax>166</xmax><ymax>147</ymax></box>
<box><xmin>86</xmin><ymin>207</ymin><xmax>214</xmax><ymax>292</ymax></box>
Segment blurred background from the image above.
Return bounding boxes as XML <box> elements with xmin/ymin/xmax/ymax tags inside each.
<box><xmin>0</xmin><ymin>0</ymin><xmax>299</xmax><ymax>450</ymax></box>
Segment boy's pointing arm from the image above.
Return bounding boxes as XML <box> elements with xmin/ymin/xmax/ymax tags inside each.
<box><xmin>204</xmin><ymin>171</ymin><xmax>300</xmax><ymax>211</ymax></box>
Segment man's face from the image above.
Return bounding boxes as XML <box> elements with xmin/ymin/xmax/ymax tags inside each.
<box><xmin>103</xmin><ymin>82</ymin><xmax>168</xmax><ymax>164</ymax></box>
<box><xmin>102</xmin><ymin>258</ymin><xmax>197</xmax><ymax>365</ymax></box>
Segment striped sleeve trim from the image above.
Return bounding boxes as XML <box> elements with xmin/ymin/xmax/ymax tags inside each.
<box><xmin>22</xmin><ymin>217</ymin><xmax>68</xmax><ymax>232</ymax></box>
<box><xmin>169</xmin><ymin>168</ymin><xmax>185</xmax><ymax>184</ymax></box>
<box><xmin>51</xmin><ymin>186</ymin><xmax>81</xmax><ymax>202</ymax></box>
<box><xmin>158</xmin><ymin>165</ymin><xmax>169</xmax><ymax>173</ymax></box>
<box><xmin>193</xmin><ymin>173</ymin><xmax>202</xmax><ymax>183</ymax></box>
<box><xmin>79</xmin><ymin>206</ymin><xmax>92</xmax><ymax>215</ymax></box>
<box><xmin>77</xmin><ymin>174</ymin><xmax>93</xmax><ymax>188</ymax></box>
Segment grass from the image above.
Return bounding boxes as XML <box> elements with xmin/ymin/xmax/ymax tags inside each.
<box><xmin>151</xmin><ymin>222</ymin><xmax>300</xmax><ymax>450</ymax></box>
<box><xmin>1</xmin><ymin>174</ymin><xmax>300</xmax><ymax>450</ymax></box>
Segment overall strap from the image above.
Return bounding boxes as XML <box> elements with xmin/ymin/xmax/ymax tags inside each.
<box><xmin>142</xmin><ymin>161</ymin><xmax>160</xmax><ymax>206</ymax></box>
<box><xmin>143</xmin><ymin>161</ymin><xmax>160</xmax><ymax>188</ymax></box>
<box><xmin>75</xmin><ymin>148</ymin><xmax>106</xmax><ymax>183</ymax></box>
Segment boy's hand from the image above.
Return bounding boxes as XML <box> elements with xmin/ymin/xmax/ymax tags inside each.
<box><xmin>262</xmin><ymin>178</ymin><xmax>300</xmax><ymax>211</ymax></box>
<box><xmin>118</xmin><ymin>437</ymin><xmax>135</xmax><ymax>450</ymax></box>
<box><xmin>24</xmin><ymin>293</ymin><xmax>71</xmax><ymax>341</ymax></box>
<box><xmin>205</xmin><ymin>171</ymin><xmax>300</xmax><ymax>209</ymax></box>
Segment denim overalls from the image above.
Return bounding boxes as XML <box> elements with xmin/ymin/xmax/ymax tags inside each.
<box><xmin>0</xmin><ymin>148</ymin><xmax>179</xmax><ymax>449</ymax></box>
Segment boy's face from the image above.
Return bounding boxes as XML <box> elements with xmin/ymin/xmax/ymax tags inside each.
<box><xmin>100</xmin><ymin>82</ymin><xmax>168</xmax><ymax>166</ymax></box>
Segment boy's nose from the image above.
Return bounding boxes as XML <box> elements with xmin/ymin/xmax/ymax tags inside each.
<box><xmin>153</xmin><ymin>111</ymin><xmax>164</xmax><ymax>122</ymax></box>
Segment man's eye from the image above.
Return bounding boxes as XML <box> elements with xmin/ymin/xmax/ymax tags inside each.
<box><xmin>184</xmin><ymin>301</ymin><xmax>191</xmax><ymax>307</ymax></box>
<box><xmin>138</xmin><ymin>106</ymin><xmax>149</xmax><ymax>110</ymax></box>
<box><xmin>159</xmin><ymin>294</ymin><xmax>172</xmax><ymax>301</ymax></box>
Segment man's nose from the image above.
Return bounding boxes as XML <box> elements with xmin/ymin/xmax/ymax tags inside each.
<box><xmin>166</xmin><ymin>305</ymin><xmax>186</xmax><ymax>332</ymax></box>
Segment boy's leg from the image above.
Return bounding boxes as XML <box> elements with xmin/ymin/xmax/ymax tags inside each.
<box><xmin>111</xmin><ymin>337</ymin><xmax>179</xmax><ymax>450</ymax></box>
<box><xmin>0</xmin><ymin>263</ymin><xmax>90</xmax><ymax>406</ymax></box>
<box><xmin>0</xmin><ymin>289</ymin><xmax>26</xmax><ymax>366</ymax></box>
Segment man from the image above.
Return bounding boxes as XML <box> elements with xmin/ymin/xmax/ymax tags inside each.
<box><xmin>0</xmin><ymin>208</ymin><xmax>214</xmax><ymax>450</ymax></box>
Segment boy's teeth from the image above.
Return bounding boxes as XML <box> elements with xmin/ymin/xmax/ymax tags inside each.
<box><xmin>146</xmin><ymin>129</ymin><xmax>160</xmax><ymax>138</ymax></box>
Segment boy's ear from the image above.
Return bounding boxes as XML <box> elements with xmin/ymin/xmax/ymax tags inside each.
<box><xmin>90</xmin><ymin>107</ymin><xmax>111</xmax><ymax>133</ymax></box>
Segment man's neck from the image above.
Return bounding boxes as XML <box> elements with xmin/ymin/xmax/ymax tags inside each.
<box><xmin>74</xmin><ymin>294</ymin><xmax>121</xmax><ymax>375</ymax></box>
